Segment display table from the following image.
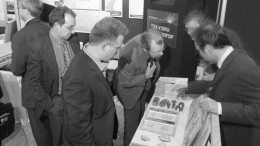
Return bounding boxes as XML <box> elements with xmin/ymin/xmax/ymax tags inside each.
<box><xmin>130</xmin><ymin>77</ymin><xmax>221</xmax><ymax>146</ymax></box>
<box><xmin>0</xmin><ymin>42</ymin><xmax>12</xmax><ymax>68</ymax></box>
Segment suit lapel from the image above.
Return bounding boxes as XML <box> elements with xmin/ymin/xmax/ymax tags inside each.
<box><xmin>68</xmin><ymin>35</ymin><xmax>80</xmax><ymax>54</ymax></box>
<box><xmin>44</xmin><ymin>37</ymin><xmax>59</xmax><ymax>80</ymax></box>
<box><xmin>84</xmin><ymin>54</ymin><xmax>113</xmax><ymax>97</ymax></box>
<box><xmin>212</xmin><ymin>50</ymin><xmax>238</xmax><ymax>86</ymax></box>
<box><xmin>96</xmin><ymin>69</ymin><xmax>112</xmax><ymax>96</ymax></box>
<box><xmin>27</xmin><ymin>18</ymin><xmax>59</xmax><ymax>79</ymax></box>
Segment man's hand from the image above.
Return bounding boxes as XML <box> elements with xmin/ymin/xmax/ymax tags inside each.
<box><xmin>176</xmin><ymin>87</ymin><xmax>188</xmax><ymax>98</ymax></box>
<box><xmin>145</xmin><ymin>62</ymin><xmax>156</xmax><ymax>79</ymax></box>
<box><xmin>199</xmin><ymin>96</ymin><xmax>218</xmax><ymax>114</ymax></box>
<box><xmin>50</xmin><ymin>95</ymin><xmax>64</xmax><ymax>115</ymax></box>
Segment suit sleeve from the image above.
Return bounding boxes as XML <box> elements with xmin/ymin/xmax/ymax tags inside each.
<box><xmin>68</xmin><ymin>34</ymin><xmax>81</xmax><ymax>54</ymax></box>
<box><xmin>63</xmin><ymin>73</ymin><xmax>95</xmax><ymax>146</ymax></box>
<box><xmin>186</xmin><ymin>80</ymin><xmax>212</xmax><ymax>94</ymax></box>
<box><xmin>118</xmin><ymin>57</ymin><xmax>147</xmax><ymax>88</ymax></box>
<box><xmin>30</xmin><ymin>40</ymin><xmax>54</xmax><ymax>111</ymax></box>
<box><xmin>221</xmin><ymin>69</ymin><xmax>260</xmax><ymax>126</ymax></box>
<box><xmin>10</xmin><ymin>33</ymin><xmax>28</xmax><ymax>76</ymax></box>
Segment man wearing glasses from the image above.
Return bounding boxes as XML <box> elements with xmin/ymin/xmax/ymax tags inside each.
<box><xmin>62</xmin><ymin>17</ymin><xmax>129</xmax><ymax>146</ymax></box>
<box><xmin>28</xmin><ymin>6</ymin><xmax>80</xmax><ymax>146</ymax></box>
<box><xmin>114</xmin><ymin>29</ymin><xmax>165</xmax><ymax>146</ymax></box>
<box><xmin>192</xmin><ymin>22</ymin><xmax>260</xmax><ymax>146</ymax></box>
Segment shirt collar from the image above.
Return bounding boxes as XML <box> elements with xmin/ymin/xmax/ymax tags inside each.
<box><xmin>84</xmin><ymin>46</ymin><xmax>108</xmax><ymax>71</ymax></box>
<box><xmin>25</xmin><ymin>17</ymin><xmax>35</xmax><ymax>25</ymax></box>
<box><xmin>217</xmin><ymin>46</ymin><xmax>234</xmax><ymax>68</ymax></box>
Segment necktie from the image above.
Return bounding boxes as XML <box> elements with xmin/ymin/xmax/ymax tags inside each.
<box><xmin>208</xmin><ymin>66</ymin><xmax>221</xmax><ymax>98</ymax></box>
<box><xmin>62</xmin><ymin>42</ymin><xmax>71</xmax><ymax>76</ymax></box>
<box><xmin>102</xmin><ymin>66</ymin><xmax>107</xmax><ymax>77</ymax></box>
<box><xmin>152</xmin><ymin>61</ymin><xmax>160</xmax><ymax>84</ymax></box>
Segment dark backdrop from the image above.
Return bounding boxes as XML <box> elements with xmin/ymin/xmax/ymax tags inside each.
<box><xmin>143</xmin><ymin>0</ymin><xmax>219</xmax><ymax>80</ymax></box>
<box><xmin>224</xmin><ymin>0</ymin><xmax>260</xmax><ymax>65</ymax></box>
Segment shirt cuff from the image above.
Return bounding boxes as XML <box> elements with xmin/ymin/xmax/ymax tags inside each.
<box><xmin>217</xmin><ymin>102</ymin><xmax>222</xmax><ymax>115</ymax></box>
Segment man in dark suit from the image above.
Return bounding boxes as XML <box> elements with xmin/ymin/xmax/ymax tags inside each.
<box><xmin>12</xmin><ymin>4</ymin><xmax>80</xmax><ymax>146</ymax></box>
<box><xmin>184</xmin><ymin>10</ymin><xmax>252</xmax><ymax>80</ymax></box>
<box><xmin>62</xmin><ymin>17</ymin><xmax>128</xmax><ymax>146</ymax></box>
<box><xmin>11</xmin><ymin>0</ymin><xmax>50</xmax><ymax>78</ymax></box>
<box><xmin>192</xmin><ymin>23</ymin><xmax>260</xmax><ymax>146</ymax></box>
<box><xmin>114</xmin><ymin>29</ymin><xmax>164</xmax><ymax>146</ymax></box>
<box><xmin>182</xmin><ymin>10</ymin><xmax>252</xmax><ymax>93</ymax></box>
<box><xmin>10</xmin><ymin>0</ymin><xmax>51</xmax><ymax>145</ymax></box>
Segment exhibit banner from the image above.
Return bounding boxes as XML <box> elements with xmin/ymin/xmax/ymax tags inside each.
<box><xmin>147</xmin><ymin>9</ymin><xmax>179</xmax><ymax>48</ymax></box>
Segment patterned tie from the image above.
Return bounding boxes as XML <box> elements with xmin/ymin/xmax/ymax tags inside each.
<box><xmin>62</xmin><ymin>42</ymin><xmax>71</xmax><ymax>76</ymax></box>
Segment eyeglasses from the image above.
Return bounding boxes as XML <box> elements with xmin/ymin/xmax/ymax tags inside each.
<box><xmin>107</xmin><ymin>43</ymin><xmax>124</xmax><ymax>51</ymax></box>
<box><xmin>64</xmin><ymin>25</ymin><xmax>75</xmax><ymax>31</ymax></box>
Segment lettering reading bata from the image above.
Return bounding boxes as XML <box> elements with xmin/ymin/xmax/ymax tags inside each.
<box><xmin>152</xmin><ymin>97</ymin><xmax>185</xmax><ymax>112</ymax></box>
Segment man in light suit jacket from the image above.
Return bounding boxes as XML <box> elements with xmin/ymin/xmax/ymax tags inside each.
<box><xmin>13</xmin><ymin>5</ymin><xmax>80</xmax><ymax>146</ymax></box>
<box><xmin>62</xmin><ymin>17</ymin><xmax>128</xmax><ymax>146</ymax></box>
<box><xmin>191</xmin><ymin>23</ymin><xmax>260</xmax><ymax>146</ymax></box>
<box><xmin>114</xmin><ymin>29</ymin><xmax>164</xmax><ymax>146</ymax></box>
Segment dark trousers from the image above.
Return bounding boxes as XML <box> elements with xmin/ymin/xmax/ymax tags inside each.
<box><xmin>49</xmin><ymin>110</ymin><xmax>64</xmax><ymax>146</ymax></box>
<box><xmin>123</xmin><ymin>91</ymin><xmax>147</xmax><ymax>146</ymax></box>
<box><xmin>27</xmin><ymin>107</ymin><xmax>63</xmax><ymax>146</ymax></box>
<box><xmin>27</xmin><ymin>108</ymin><xmax>52</xmax><ymax>146</ymax></box>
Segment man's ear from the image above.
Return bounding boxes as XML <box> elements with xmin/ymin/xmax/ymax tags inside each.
<box><xmin>54</xmin><ymin>22</ymin><xmax>62</xmax><ymax>28</ymax></box>
<box><xmin>101</xmin><ymin>43</ymin><xmax>108</xmax><ymax>52</ymax></box>
<box><xmin>25</xmin><ymin>9</ymin><xmax>30</xmax><ymax>15</ymax></box>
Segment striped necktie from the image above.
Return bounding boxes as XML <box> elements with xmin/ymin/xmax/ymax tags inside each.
<box><xmin>62</xmin><ymin>42</ymin><xmax>71</xmax><ymax>75</ymax></box>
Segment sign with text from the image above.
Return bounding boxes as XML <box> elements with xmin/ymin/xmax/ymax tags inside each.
<box><xmin>147</xmin><ymin>9</ymin><xmax>179</xmax><ymax>48</ymax></box>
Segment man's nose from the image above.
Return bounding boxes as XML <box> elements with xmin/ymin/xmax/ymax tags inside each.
<box><xmin>71</xmin><ymin>29</ymin><xmax>75</xmax><ymax>34</ymax></box>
